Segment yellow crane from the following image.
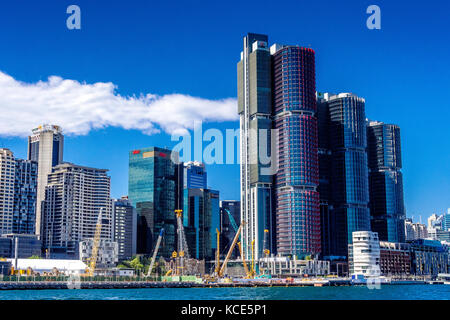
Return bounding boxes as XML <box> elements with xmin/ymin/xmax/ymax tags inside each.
<box><xmin>214</xmin><ymin>228</ymin><xmax>221</xmax><ymax>275</ymax></box>
<box><xmin>218</xmin><ymin>221</ymin><xmax>245</xmax><ymax>278</ymax></box>
<box><xmin>87</xmin><ymin>209</ymin><xmax>103</xmax><ymax>277</ymax></box>
<box><xmin>237</xmin><ymin>241</ymin><xmax>250</xmax><ymax>278</ymax></box>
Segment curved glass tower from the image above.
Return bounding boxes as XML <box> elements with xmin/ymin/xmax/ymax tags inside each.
<box><xmin>272</xmin><ymin>46</ymin><xmax>320</xmax><ymax>258</ymax></box>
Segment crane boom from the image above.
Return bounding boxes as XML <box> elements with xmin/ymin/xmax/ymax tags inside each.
<box><xmin>88</xmin><ymin>209</ymin><xmax>103</xmax><ymax>276</ymax></box>
<box><xmin>214</xmin><ymin>228</ymin><xmax>220</xmax><ymax>274</ymax></box>
<box><xmin>146</xmin><ymin>228</ymin><xmax>165</xmax><ymax>277</ymax></box>
<box><xmin>175</xmin><ymin>209</ymin><xmax>189</xmax><ymax>275</ymax></box>
<box><xmin>237</xmin><ymin>241</ymin><xmax>250</xmax><ymax>276</ymax></box>
<box><xmin>218</xmin><ymin>221</ymin><xmax>245</xmax><ymax>277</ymax></box>
<box><xmin>224</xmin><ymin>209</ymin><xmax>239</xmax><ymax>233</ymax></box>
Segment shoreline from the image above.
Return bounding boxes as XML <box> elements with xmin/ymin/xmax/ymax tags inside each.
<box><xmin>0</xmin><ymin>279</ymin><xmax>442</xmax><ymax>290</ymax></box>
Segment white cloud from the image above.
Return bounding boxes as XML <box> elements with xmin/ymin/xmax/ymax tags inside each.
<box><xmin>0</xmin><ymin>71</ymin><xmax>238</xmax><ymax>137</ymax></box>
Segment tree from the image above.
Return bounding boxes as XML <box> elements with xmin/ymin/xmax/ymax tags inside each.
<box><xmin>27</xmin><ymin>255</ymin><xmax>41</xmax><ymax>259</ymax></box>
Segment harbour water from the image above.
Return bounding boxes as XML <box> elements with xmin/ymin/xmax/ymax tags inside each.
<box><xmin>0</xmin><ymin>284</ymin><xmax>449</xmax><ymax>300</ymax></box>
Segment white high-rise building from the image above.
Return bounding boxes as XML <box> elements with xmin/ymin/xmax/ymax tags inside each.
<box><xmin>42</xmin><ymin>163</ymin><xmax>112</xmax><ymax>259</ymax></box>
<box><xmin>28</xmin><ymin>125</ymin><xmax>64</xmax><ymax>237</ymax></box>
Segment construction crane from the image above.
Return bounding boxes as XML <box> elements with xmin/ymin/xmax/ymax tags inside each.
<box><xmin>262</xmin><ymin>229</ymin><xmax>270</xmax><ymax>274</ymax></box>
<box><xmin>214</xmin><ymin>228</ymin><xmax>221</xmax><ymax>275</ymax></box>
<box><xmin>175</xmin><ymin>209</ymin><xmax>190</xmax><ymax>275</ymax></box>
<box><xmin>218</xmin><ymin>221</ymin><xmax>245</xmax><ymax>278</ymax></box>
<box><xmin>224</xmin><ymin>208</ymin><xmax>239</xmax><ymax>233</ymax></box>
<box><xmin>146</xmin><ymin>228</ymin><xmax>165</xmax><ymax>277</ymax></box>
<box><xmin>87</xmin><ymin>208</ymin><xmax>103</xmax><ymax>277</ymax></box>
<box><xmin>237</xmin><ymin>241</ymin><xmax>250</xmax><ymax>278</ymax></box>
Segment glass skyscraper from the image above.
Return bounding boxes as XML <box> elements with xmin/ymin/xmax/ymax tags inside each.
<box><xmin>317</xmin><ymin>93</ymin><xmax>371</xmax><ymax>259</ymax></box>
<box><xmin>272</xmin><ymin>45</ymin><xmax>320</xmax><ymax>258</ymax></box>
<box><xmin>367</xmin><ymin>121</ymin><xmax>406</xmax><ymax>243</ymax></box>
<box><xmin>128</xmin><ymin>147</ymin><xmax>181</xmax><ymax>257</ymax></box>
<box><xmin>238</xmin><ymin>33</ymin><xmax>320</xmax><ymax>259</ymax></box>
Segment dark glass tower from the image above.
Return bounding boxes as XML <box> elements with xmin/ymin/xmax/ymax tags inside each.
<box><xmin>128</xmin><ymin>147</ymin><xmax>181</xmax><ymax>257</ymax></box>
<box><xmin>367</xmin><ymin>121</ymin><xmax>406</xmax><ymax>242</ymax></box>
<box><xmin>272</xmin><ymin>45</ymin><xmax>320</xmax><ymax>258</ymax></box>
<box><xmin>317</xmin><ymin>93</ymin><xmax>371</xmax><ymax>259</ymax></box>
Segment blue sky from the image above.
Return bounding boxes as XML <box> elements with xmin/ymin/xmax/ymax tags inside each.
<box><xmin>0</xmin><ymin>0</ymin><xmax>449</xmax><ymax>223</ymax></box>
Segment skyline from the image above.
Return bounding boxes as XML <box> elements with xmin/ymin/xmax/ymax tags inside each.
<box><xmin>0</xmin><ymin>0</ymin><xmax>449</xmax><ymax>222</ymax></box>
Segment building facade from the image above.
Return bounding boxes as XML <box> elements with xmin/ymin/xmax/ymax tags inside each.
<box><xmin>409</xmin><ymin>239</ymin><xmax>449</xmax><ymax>276</ymax></box>
<box><xmin>0</xmin><ymin>234</ymin><xmax>42</xmax><ymax>258</ymax></box>
<box><xmin>367</xmin><ymin>121</ymin><xmax>406</xmax><ymax>243</ymax></box>
<box><xmin>28</xmin><ymin>125</ymin><xmax>64</xmax><ymax>237</ymax></box>
<box><xmin>238</xmin><ymin>33</ymin><xmax>274</xmax><ymax>260</ymax></box>
<box><xmin>348</xmin><ymin>231</ymin><xmax>380</xmax><ymax>277</ymax></box>
<box><xmin>79</xmin><ymin>239</ymin><xmax>118</xmax><ymax>268</ymax></box>
<box><xmin>318</xmin><ymin>93</ymin><xmax>371</xmax><ymax>259</ymax></box>
<box><xmin>379</xmin><ymin>241</ymin><xmax>411</xmax><ymax>277</ymax></box>
<box><xmin>112</xmin><ymin>197</ymin><xmax>137</xmax><ymax>261</ymax></box>
<box><xmin>0</xmin><ymin>149</ymin><xmax>16</xmax><ymax>235</ymax></box>
<box><xmin>0</xmin><ymin>149</ymin><xmax>38</xmax><ymax>236</ymax></box>
<box><xmin>42</xmin><ymin>163</ymin><xmax>112</xmax><ymax>259</ymax></box>
<box><xmin>128</xmin><ymin>147</ymin><xmax>181</xmax><ymax>257</ymax></box>
<box><xmin>405</xmin><ymin>219</ymin><xmax>428</xmax><ymax>240</ymax></box>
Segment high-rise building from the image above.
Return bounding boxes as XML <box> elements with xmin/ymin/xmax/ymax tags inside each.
<box><xmin>183</xmin><ymin>161</ymin><xmax>207</xmax><ymax>189</ymax></box>
<box><xmin>112</xmin><ymin>197</ymin><xmax>137</xmax><ymax>261</ymax></box>
<box><xmin>42</xmin><ymin>163</ymin><xmax>112</xmax><ymax>259</ymax></box>
<box><xmin>405</xmin><ymin>218</ymin><xmax>428</xmax><ymax>240</ymax></box>
<box><xmin>238</xmin><ymin>33</ymin><xmax>274</xmax><ymax>260</ymax></box>
<box><xmin>317</xmin><ymin>93</ymin><xmax>371</xmax><ymax>259</ymax></box>
<box><xmin>13</xmin><ymin>159</ymin><xmax>38</xmax><ymax>234</ymax></box>
<box><xmin>182</xmin><ymin>162</ymin><xmax>220</xmax><ymax>261</ymax></box>
<box><xmin>367</xmin><ymin>121</ymin><xmax>406</xmax><ymax>243</ymax></box>
<box><xmin>28</xmin><ymin>125</ymin><xmax>64</xmax><ymax>237</ymax></box>
<box><xmin>237</xmin><ymin>33</ymin><xmax>320</xmax><ymax>259</ymax></box>
<box><xmin>0</xmin><ymin>149</ymin><xmax>16</xmax><ymax>235</ymax></box>
<box><xmin>0</xmin><ymin>149</ymin><xmax>38</xmax><ymax>236</ymax></box>
<box><xmin>272</xmin><ymin>44</ymin><xmax>320</xmax><ymax>259</ymax></box>
<box><xmin>220</xmin><ymin>200</ymin><xmax>241</xmax><ymax>259</ymax></box>
<box><xmin>128</xmin><ymin>147</ymin><xmax>181</xmax><ymax>257</ymax></box>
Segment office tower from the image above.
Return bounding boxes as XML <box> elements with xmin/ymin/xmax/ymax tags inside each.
<box><xmin>238</xmin><ymin>33</ymin><xmax>274</xmax><ymax>260</ymax></box>
<box><xmin>272</xmin><ymin>44</ymin><xmax>320</xmax><ymax>258</ymax></box>
<box><xmin>28</xmin><ymin>125</ymin><xmax>64</xmax><ymax>237</ymax></box>
<box><xmin>182</xmin><ymin>161</ymin><xmax>220</xmax><ymax>260</ymax></box>
<box><xmin>317</xmin><ymin>93</ymin><xmax>371</xmax><ymax>258</ymax></box>
<box><xmin>238</xmin><ymin>33</ymin><xmax>320</xmax><ymax>259</ymax></box>
<box><xmin>367</xmin><ymin>121</ymin><xmax>406</xmax><ymax>243</ymax></box>
<box><xmin>42</xmin><ymin>163</ymin><xmax>112</xmax><ymax>259</ymax></box>
<box><xmin>113</xmin><ymin>197</ymin><xmax>137</xmax><ymax>261</ymax></box>
<box><xmin>443</xmin><ymin>211</ymin><xmax>450</xmax><ymax>232</ymax></box>
<box><xmin>13</xmin><ymin>159</ymin><xmax>38</xmax><ymax>234</ymax></box>
<box><xmin>220</xmin><ymin>200</ymin><xmax>241</xmax><ymax>258</ymax></box>
<box><xmin>0</xmin><ymin>149</ymin><xmax>38</xmax><ymax>236</ymax></box>
<box><xmin>128</xmin><ymin>147</ymin><xmax>180</xmax><ymax>257</ymax></box>
<box><xmin>183</xmin><ymin>161</ymin><xmax>207</xmax><ymax>189</ymax></box>
<box><xmin>0</xmin><ymin>149</ymin><xmax>15</xmax><ymax>235</ymax></box>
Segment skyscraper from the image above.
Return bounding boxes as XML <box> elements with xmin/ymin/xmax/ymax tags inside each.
<box><xmin>42</xmin><ymin>163</ymin><xmax>112</xmax><ymax>259</ymax></box>
<box><xmin>238</xmin><ymin>33</ymin><xmax>274</xmax><ymax>260</ymax></box>
<box><xmin>317</xmin><ymin>93</ymin><xmax>371</xmax><ymax>259</ymax></box>
<box><xmin>28</xmin><ymin>125</ymin><xmax>64</xmax><ymax>237</ymax></box>
<box><xmin>367</xmin><ymin>121</ymin><xmax>406</xmax><ymax>242</ymax></box>
<box><xmin>0</xmin><ymin>149</ymin><xmax>15</xmax><ymax>235</ymax></box>
<box><xmin>220</xmin><ymin>200</ymin><xmax>241</xmax><ymax>259</ymax></box>
<box><xmin>113</xmin><ymin>197</ymin><xmax>137</xmax><ymax>261</ymax></box>
<box><xmin>182</xmin><ymin>161</ymin><xmax>220</xmax><ymax>260</ymax></box>
<box><xmin>0</xmin><ymin>149</ymin><xmax>38</xmax><ymax>236</ymax></box>
<box><xmin>238</xmin><ymin>33</ymin><xmax>320</xmax><ymax>259</ymax></box>
<box><xmin>272</xmin><ymin>44</ymin><xmax>320</xmax><ymax>258</ymax></box>
<box><xmin>128</xmin><ymin>147</ymin><xmax>181</xmax><ymax>257</ymax></box>
<box><xmin>13</xmin><ymin>159</ymin><xmax>38</xmax><ymax>234</ymax></box>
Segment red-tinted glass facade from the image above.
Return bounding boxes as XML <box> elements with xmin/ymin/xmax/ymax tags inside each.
<box><xmin>272</xmin><ymin>46</ymin><xmax>321</xmax><ymax>257</ymax></box>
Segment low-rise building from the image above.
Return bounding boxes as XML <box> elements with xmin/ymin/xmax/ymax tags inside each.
<box><xmin>79</xmin><ymin>239</ymin><xmax>118</xmax><ymax>268</ymax></box>
<box><xmin>409</xmin><ymin>239</ymin><xmax>449</xmax><ymax>276</ymax></box>
<box><xmin>379</xmin><ymin>241</ymin><xmax>411</xmax><ymax>276</ymax></box>
<box><xmin>348</xmin><ymin>231</ymin><xmax>380</xmax><ymax>277</ymax></box>
<box><xmin>0</xmin><ymin>234</ymin><xmax>41</xmax><ymax>258</ymax></box>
